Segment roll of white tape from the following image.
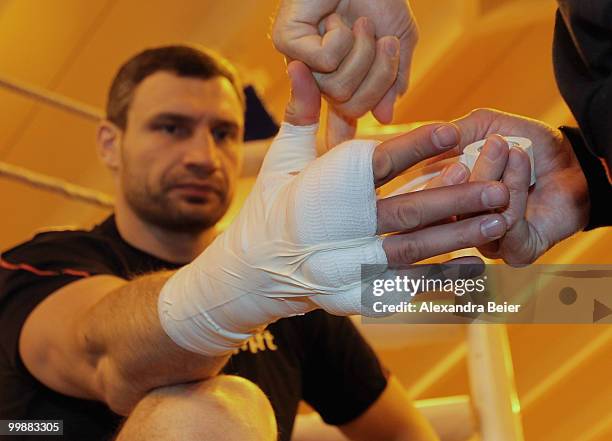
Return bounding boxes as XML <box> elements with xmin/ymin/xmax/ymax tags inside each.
<box><xmin>385</xmin><ymin>136</ymin><xmax>536</xmax><ymax>198</ymax></box>
<box><xmin>460</xmin><ymin>136</ymin><xmax>536</xmax><ymax>186</ymax></box>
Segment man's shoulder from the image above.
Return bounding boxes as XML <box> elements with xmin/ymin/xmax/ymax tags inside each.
<box><xmin>0</xmin><ymin>220</ymin><xmax>123</xmax><ymax>283</ymax></box>
<box><xmin>18</xmin><ymin>224</ymin><xmax>99</xmax><ymax>243</ymax></box>
<box><xmin>2</xmin><ymin>224</ymin><xmax>110</xmax><ymax>260</ymax></box>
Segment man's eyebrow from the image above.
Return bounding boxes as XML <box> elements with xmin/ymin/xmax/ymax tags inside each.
<box><xmin>146</xmin><ymin>113</ymin><xmax>241</xmax><ymax>128</ymax></box>
<box><xmin>210</xmin><ymin>118</ymin><xmax>241</xmax><ymax>130</ymax></box>
<box><xmin>146</xmin><ymin>113</ymin><xmax>197</xmax><ymax>124</ymax></box>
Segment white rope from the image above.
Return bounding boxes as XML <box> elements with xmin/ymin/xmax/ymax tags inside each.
<box><xmin>0</xmin><ymin>74</ymin><xmax>109</xmax><ymax>207</ymax></box>
<box><xmin>0</xmin><ymin>74</ymin><xmax>103</xmax><ymax>121</ymax></box>
<box><xmin>0</xmin><ymin>161</ymin><xmax>113</xmax><ymax>208</ymax></box>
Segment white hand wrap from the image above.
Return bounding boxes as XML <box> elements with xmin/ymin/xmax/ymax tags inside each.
<box><xmin>159</xmin><ymin>123</ymin><xmax>388</xmax><ymax>355</ymax></box>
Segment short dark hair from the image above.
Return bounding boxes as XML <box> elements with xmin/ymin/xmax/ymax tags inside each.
<box><xmin>106</xmin><ymin>45</ymin><xmax>245</xmax><ymax>129</ymax></box>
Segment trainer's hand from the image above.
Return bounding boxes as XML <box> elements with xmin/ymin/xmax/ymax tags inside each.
<box><xmin>272</xmin><ymin>0</ymin><xmax>418</xmax><ymax>126</ymax></box>
<box><xmin>320</xmin><ymin>16</ymin><xmax>400</xmax><ymax>148</ymax></box>
<box><xmin>452</xmin><ymin>108</ymin><xmax>590</xmax><ymax>264</ymax></box>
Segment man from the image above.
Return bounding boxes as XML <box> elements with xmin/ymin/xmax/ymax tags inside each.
<box><xmin>0</xmin><ymin>41</ymin><xmax>515</xmax><ymax>441</ymax></box>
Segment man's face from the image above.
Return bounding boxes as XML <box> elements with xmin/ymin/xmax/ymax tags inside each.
<box><xmin>119</xmin><ymin>71</ymin><xmax>244</xmax><ymax>233</ymax></box>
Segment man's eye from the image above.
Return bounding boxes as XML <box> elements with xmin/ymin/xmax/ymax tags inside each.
<box><xmin>212</xmin><ymin>127</ymin><xmax>236</xmax><ymax>143</ymax></box>
<box><xmin>162</xmin><ymin>124</ymin><xmax>177</xmax><ymax>134</ymax></box>
<box><xmin>156</xmin><ymin>124</ymin><xmax>189</xmax><ymax>137</ymax></box>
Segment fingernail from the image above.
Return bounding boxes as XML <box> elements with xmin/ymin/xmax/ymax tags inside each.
<box><xmin>433</xmin><ymin>125</ymin><xmax>458</xmax><ymax>149</ymax></box>
<box><xmin>482</xmin><ymin>184</ymin><xmax>507</xmax><ymax>208</ymax></box>
<box><xmin>384</xmin><ymin>37</ymin><xmax>399</xmax><ymax>57</ymax></box>
<box><xmin>484</xmin><ymin>135</ymin><xmax>507</xmax><ymax>160</ymax></box>
<box><xmin>481</xmin><ymin>217</ymin><xmax>505</xmax><ymax>239</ymax></box>
<box><xmin>443</xmin><ymin>163</ymin><xmax>467</xmax><ymax>183</ymax></box>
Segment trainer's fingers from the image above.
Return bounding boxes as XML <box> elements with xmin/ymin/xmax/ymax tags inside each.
<box><xmin>383</xmin><ymin>214</ymin><xmax>507</xmax><ymax>266</ymax></box>
<box><xmin>477</xmin><ymin>150</ymin><xmax>530</xmax><ymax>262</ymax></box>
<box><xmin>371</xmin><ymin>87</ymin><xmax>397</xmax><ymax>124</ymax></box>
<box><xmin>423</xmin><ymin>163</ymin><xmax>469</xmax><ymax>190</ymax></box>
<box><xmin>373</xmin><ymin>123</ymin><xmax>461</xmax><ymax>187</ymax></box>
<box><xmin>497</xmin><ymin>148</ymin><xmax>534</xmax><ymax>265</ymax></box>
<box><xmin>273</xmin><ymin>12</ymin><xmax>354</xmax><ymax>73</ymax></box>
<box><xmin>377</xmin><ymin>181</ymin><xmax>509</xmax><ymax>234</ymax></box>
<box><xmin>499</xmin><ymin>221</ymin><xmax>535</xmax><ymax>266</ymax></box>
<box><xmin>333</xmin><ymin>36</ymin><xmax>400</xmax><ymax>120</ymax></box>
<box><xmin>394</xmin><ymin>14</ymin><xmax>419</xmax><ymax>98</ymax></box>
<box><xmin>499</xmin><ymin>147</ymin><xmax>531</xmax><ymax>228</ymax></box>
<box><xmin>451</xmin><ymin>108</ymin><xmax>497</xmax><ymax>151</ymax></box>
<box><xmin>372</xmin><ymin>15</ymin><xmax>419</xmax><ymax>124</ymax></box>
<box><xmin>470</xmin><ymin>134</ymin><xmax>510</xmax><ymax>182</ymax></box>
<box><xmin>325</xmin><ymin>107</ymin><xmax>357</xmax><ymax>149</ymax></box>
<box><xmin>315</xmin><ymin>16</ymin><xmax>376</xmax><ymax>103</ymax></box>
<box><xmin>456</xmin><ymin>134</ymin><xmax>510</xmax><ymax>223</ymax></box>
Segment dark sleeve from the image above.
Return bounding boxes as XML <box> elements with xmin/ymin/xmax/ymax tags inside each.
<box><xmin>0</xmin><ymin>232</ymin><xmax>118</xmax><ymax>373</ymax></box>
<box><xmin>560</xmin><ymin>126</ymin><xmax>612</xmax><ymax>229</ymax></box>
<box><xmin>301</xmin><ymin>311</ymin><xmax>388</xmax><ymax>426</ymax></box>
<box><xmin>243</xmin><ymin>85</ymin><xmax>279</xmax><ymax>142</ymax></box>
<box><xmin>553</xmin><ymin>4</ymin><xmax>612</xmax><ymax>171</ymax></box>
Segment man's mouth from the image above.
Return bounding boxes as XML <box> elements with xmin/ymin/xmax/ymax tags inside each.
<box><xmin>170</xmin><ymin>183</ymin><xmax>224</xmax><ymax>200</ymax></box>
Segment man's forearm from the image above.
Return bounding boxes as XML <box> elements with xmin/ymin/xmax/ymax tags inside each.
<box><xmin>76</xmin><ymin>272</ymin><xmax>229</xmax><ymax>415</ymax></box>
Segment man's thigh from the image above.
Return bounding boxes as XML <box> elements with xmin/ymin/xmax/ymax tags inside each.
<box><xmin>113</xmin><ymin>375</ymin><xmax>277</xmax><ymax>441</ymax></box>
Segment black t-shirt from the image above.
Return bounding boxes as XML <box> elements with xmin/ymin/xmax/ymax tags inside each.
<box><xmin>553</xmin><ymin>0</ymin><xmax>612</xmax><ymax>229</ymax></box>
<box><xmin>0</xmin><ymin>216</ymin><xmax>387</xmax><ymax>441</ymax></box>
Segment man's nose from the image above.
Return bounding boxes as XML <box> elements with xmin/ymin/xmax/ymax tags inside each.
<box><xmin>182</xmin><ymin>130</ymin><xmax>221</xmax><ymax>174</ymax></box>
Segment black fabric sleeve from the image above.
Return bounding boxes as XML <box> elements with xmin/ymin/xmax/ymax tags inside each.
<box><xmin>560</xmin><ymin>126</ymin><xmax>612</xmax><ymax>230</ymax></box>
<box><xmin>243</xmin><ymin>85</ymin><xmax>279</xmax><ymax>142</ymax></box>
<box><xmin>553</xmin><ymin>5</ymin><xmax>612</xmax><ymax>172</ymax></box>
<box><xmin>301</xmin><ymin>312</ymin><xmax>388</xmax><ymax>426</ymax></box>
<box><xmin>0</xmin><ymin>232</ymin><xmax>118</xmax><ymax>373</ymax></box>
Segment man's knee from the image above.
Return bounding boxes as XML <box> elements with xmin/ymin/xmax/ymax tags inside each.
<box><xmin>115</xmin><ymin>375</ymin><xmax>277</xmax><ymax>441</ymax></box>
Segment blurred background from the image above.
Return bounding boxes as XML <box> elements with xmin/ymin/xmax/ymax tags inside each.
<box><xmin>0</xmin><ymin>0</ymin><xmax>610</xmax><ymax>440</ymax></box>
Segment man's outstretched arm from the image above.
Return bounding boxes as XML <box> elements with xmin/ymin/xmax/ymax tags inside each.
<box><xmin>20</xmin><ymin>272</ymin><xmax>230</xmax><ymax>416</ymax></box>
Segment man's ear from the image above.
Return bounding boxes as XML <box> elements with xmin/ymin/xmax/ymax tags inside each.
<box><xmin>96</xmin><ymin>120</ymin><xmax>122</xmax><ymax>172</ymax></box>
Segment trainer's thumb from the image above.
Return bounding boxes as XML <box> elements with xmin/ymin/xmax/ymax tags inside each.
<box><xmin>284</xmin><ymin>61</ymin><xmax>321</xmax><ymax>126</ymax></box>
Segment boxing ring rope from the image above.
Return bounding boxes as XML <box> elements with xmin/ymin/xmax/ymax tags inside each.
<box><xmin>0</xmin><ymin>74</ymin><xmax>103</xmax><ymax>121</ymax></box>
<box><xmin>0</xmin><ymin>161</ymin><xmax>114</xmax><ymax>208</ymax></box>
<box><xmin>0</xmin><ymin>73</ymin><xmax>114</xmax><ymax>207</ymax></box>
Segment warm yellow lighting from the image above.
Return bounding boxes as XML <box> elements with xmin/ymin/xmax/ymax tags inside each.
<box><xmin>407</xmin><ymin>342</ymin><xmax>467</xmax><ymax>399</ymax></box>
<box><xmin>414</xmin><ymin>394</ymin><xmax>470</xmax><ymax>409</ymax></box>
<box><xmin>521</xmin><ymin>327</ymin><xmax>612</xmax><ymax>410</ymax></box>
